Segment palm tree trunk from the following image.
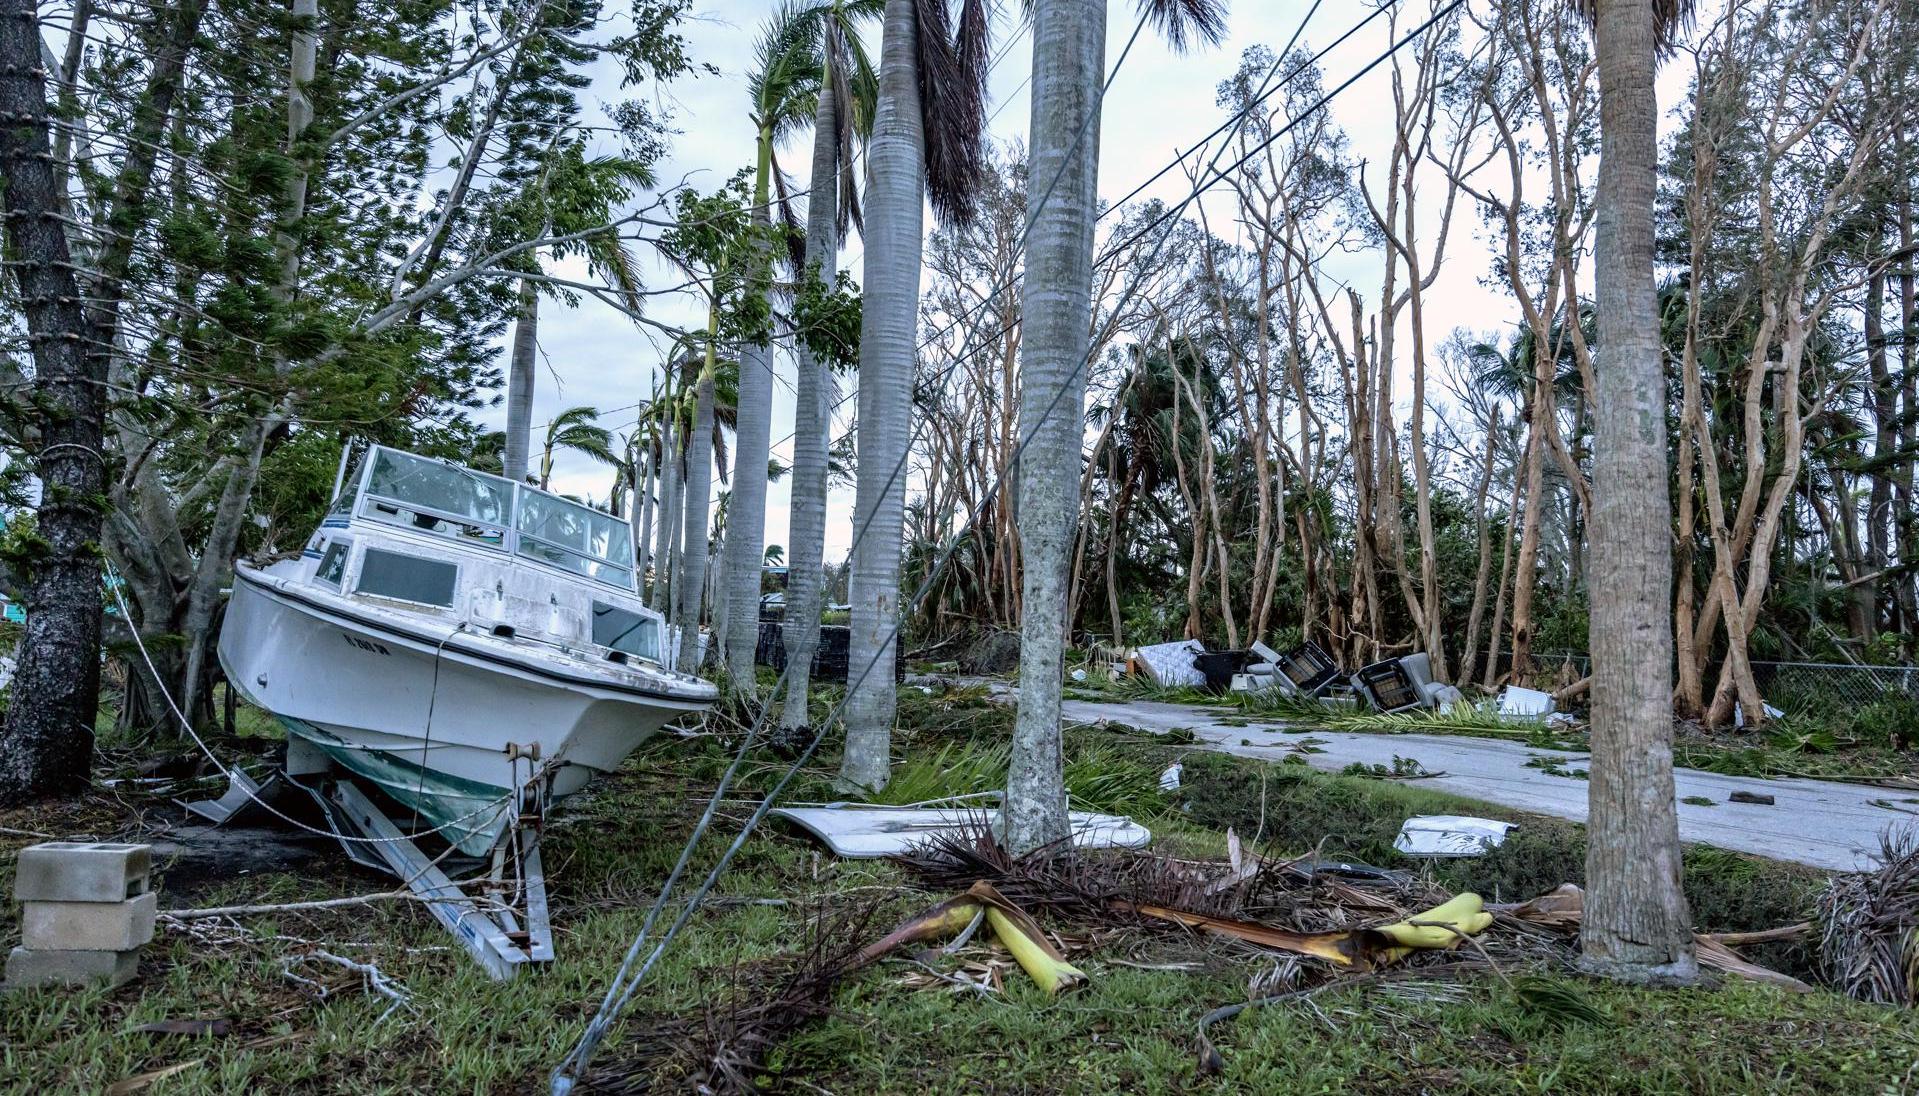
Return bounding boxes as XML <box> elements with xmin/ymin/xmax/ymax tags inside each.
<box><xmin>783</xmin><ymin>60</ymin><xmax>841</xmax><ymax>731</ymax></box>
<box><xmin>677</xmin><ymin>337</ymin><xmax>719</xmax><ymax>673</ymax></box>
<box><xmin>1581</xmin><ymin>0</ymin><xmax>1695</xmax><ymax>984</ymax></box>
<box><xmin>840</xmin><ymin>0</ymin><xmax>925</xmax><ymax>793</ymax></box>
<box><xmin>1004</xmin><ymin>0</ymin><xmax>1104</xmax><ymax>855</ymax></box>
<box><xmin>636</xmin><ymin>445</ymin><xmax>655</xmax><ymax>595</ymax></box>
<box><xmin>504</xmin><ymin>278</ymin><xmax>538</xmax><ymax>482</ymax></box>
<box><xmin>653</xmin><ymin>415</ymin><xmax>679</xmax><ymax>614</ymax></box>
<box><xmin>723</xmin><ymin>125</ymin><xmax>779</xmax><ymax>695</ymax></box>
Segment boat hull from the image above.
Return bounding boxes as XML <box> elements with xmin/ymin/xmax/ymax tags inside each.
<box><xmin>220</xmin><ymin>564</ymin><xmax>712</xmax><ymax>854</ymax></box>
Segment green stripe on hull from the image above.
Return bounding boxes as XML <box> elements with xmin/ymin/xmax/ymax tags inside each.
<box><xmin>279</xmin><ymin>716</ymin><xmax>512</xmax><ymax>856</ymax></box>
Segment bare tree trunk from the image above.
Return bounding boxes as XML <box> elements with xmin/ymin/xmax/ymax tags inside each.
<box><xmin>1461</xmin><ymin>408</ymin><xmax>1501</xmax><ymax>686</ymax></box>
<box><xmin>0</xmin><ymin>0</ymin><xmax>104</xmax><ymax>801</ymax></box>
<box><xmin>1581</xmin><ymin>0</ymin><xmax>1695</xmax><ymax>984</ymax></box>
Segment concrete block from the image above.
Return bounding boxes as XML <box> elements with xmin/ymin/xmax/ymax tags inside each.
<box><xmin>21</xmin><ymin>891</ymin><xmax>158</xmax><ymax>951</ymax></box>
<box><xmin>3</xmin><ymin>946</ymin><xmax>139</xmax><ymax>992</ymax></box>
<box><xmin>12</xmin><ymin>842</ymin><xmax>150</xmax><ymax>903</ymax></box>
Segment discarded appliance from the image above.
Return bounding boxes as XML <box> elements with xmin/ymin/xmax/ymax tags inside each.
<box><xmin>1229</xmin><ymin>641</ymin><xmax>1285</xmax><ymax>695</ymax></box>
<box><xmin>1193</xmin><ymin>649</ymin><xmax>1251</xmax><ymax>694</ymax></box>
<box><xmin>1133</xmin><ymin>639</ymin><xmax>1207</xmax><ymax>688</ymax></box>
<box><xmin>1355</xmin><ymin>652</ymin><xmax>1463</xmax><ymax>713</ymax></box>
<box><xmin>1273</xmin><ymin>641</ymin><xmax>1347</xmax><ymax>700</ymax></box>
<box><xmin>201</xmin><ymin>442</ymin><xmax>717</xmax><ymax>979</ymax></box>
<box><xmin>1497</xmin><ymin>685</ymin><xmax>1555</xmax><ymax>720</ymax></box>
<box><xmin>771</xmin><ymin>804</ymin><xmax>1152</xmax><ymax>858</ymax></box>
<box><xmin>1393</xmin><ymin>815</ymin><xmax>1516</xmax><ymax>858</ymax></box>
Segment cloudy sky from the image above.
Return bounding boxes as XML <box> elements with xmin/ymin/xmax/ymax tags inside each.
<box><xmin>493</xmin><ymin>0</ymin><xmax>1682</xmax><ymax>562</ymax></box>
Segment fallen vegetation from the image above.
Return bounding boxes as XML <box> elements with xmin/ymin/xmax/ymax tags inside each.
<box><xmin>2</xmin><ymin>684</ymin><xmax>1915</xmax><ymax>1093</ymax></box>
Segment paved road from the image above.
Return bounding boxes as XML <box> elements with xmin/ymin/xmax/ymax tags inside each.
<box><xmin>1050</xmin><ymin>694</ymin><xmax>1908</xmax><ymax>873</ymax></box>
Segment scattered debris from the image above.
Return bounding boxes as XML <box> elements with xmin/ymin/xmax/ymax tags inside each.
<box><xmin>1158</xmin><ymin>762</ymin><xmax>1183</xmax><ymax>792</ymax></box>
<box><xmin>1134</xmin><ymin>639</ymin><xmax>1207</xmax><ymax>688</ymax></box>
<box><xmin>1501</xmin><ymin>884</ymin><xmax>1812</xmax><ymax>993</ymax></box>
<box><xmin>770</xmin><ymin>804</ymin><xmax>1151</xmax><ymax>858</ymax></box>
<box><xmin>859</xmin><ymin>881</ymin><xmax>1087</xmax><ymax>996</ymax></box>
<box><xmin>1681</xmin><ymin>796</ymin><xmax>1717</xmax><ymax>807</ymax></box>
<box><xmin>1728</xmin><ymin>791</ymin><xmax>1776</xmax><ymax>806</ymax></box>
<box><xmin>1818</xmin><ymin>831</ymin><xmax>1919</xmax><ymax>1006</ymax></box>
<box><xmin>1497</xmin><ymin>686</ymin><xmax>1555</xmax><ymax>720</ymax></box>
<box><xmin>1393</xmin><ymin>816</ymin><xmax>1515</xmax><ymax>858</ymax></box>
<box><xmin>1341</xmin><ymin>756</ymin><xmax>1443</xmax><ymax>781</ymax></box>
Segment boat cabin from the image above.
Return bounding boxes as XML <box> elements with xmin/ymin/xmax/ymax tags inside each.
<box><xmin>298</xmin><ymin>446</ymin><xmax>666</xmax><ymax>668</ymax></box>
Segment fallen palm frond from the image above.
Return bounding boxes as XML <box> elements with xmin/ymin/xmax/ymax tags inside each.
<box><xmin>1817</xmin><ymin>829</ymin><xmax>1919</xmax><ymax>1006</ymax></box>
<box><xmin>1502</xmin><ymin>883</ymin><xmax>1814</xmax><ymax>993</ymax></box>
<box><xmin>858</xmin><ymin>881</ymin><xmax>1087</xmax><ymax>996</ymax></box>
<box><xmin>1127</xmin><ymin>892</ymin><xmax>1493</xmax><ymax>970</ymax></box>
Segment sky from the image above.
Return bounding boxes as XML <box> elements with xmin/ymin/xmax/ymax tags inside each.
<box><xmin>490</xmin><ymin>0</ymin><xmax>1691</xmax><ymax>564</ymax></box>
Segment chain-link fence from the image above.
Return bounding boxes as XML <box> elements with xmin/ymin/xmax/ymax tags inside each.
<box><xmin>1481</xmin><ymin>651</ymin><xmax>1919</xmax><ymax>712</ymax></box>
<box><xmin>1750</xmin><ymin>661</ymin><xmax>1919</xmax><ymax>712</ymax></box>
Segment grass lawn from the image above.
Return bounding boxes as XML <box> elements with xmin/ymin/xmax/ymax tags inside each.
<box><xmin>2</xmin><ymin>683</ymin><xmax>1915</xmax><ymax>1093</ymax></box>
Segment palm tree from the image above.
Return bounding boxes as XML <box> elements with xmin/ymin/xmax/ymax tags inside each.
<box><xmin>723</xmin><ymin>2</ymin><xmax>876</xmax><ymax>697</ymax></box>
<box><xmin>501</xmin><ymin>144</ymin><xmax>651</xmax><ymax>482</ymax></box>
<box><xmin>840</xmin><ymin>0</ymin><xmax>992</xmax><ymax>794</ymax></box>
<box><xmin>537</xmin><ymin>405</ymin><xmax>618</xmax><ymax>491</ymax></box>
<box><xmin>1003</xmin><ymin>0</ymin><xmax>1224</xmax><ymax>855</ymax></box>
<box><xmin>782</xmin><ymin>0</ymin><xmax>879</xmax><ymax>731</ymax></box>
<box><xmin>1579</xmin><ymin>0</ymin><xmax>1697</xmax><ymax>983</ymax></box>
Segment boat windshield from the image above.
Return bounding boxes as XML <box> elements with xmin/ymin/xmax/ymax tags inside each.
<box><xmin>515</xmin><ymin>491</ymin><xmax>634</xmax><ymax>588</ymax></box>
<box><xmin>362</xmin><ymin>449</ymin><xmax>512</xmax><ymax>547</ymax></box>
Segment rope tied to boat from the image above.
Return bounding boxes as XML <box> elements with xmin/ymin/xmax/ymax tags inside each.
<box><xmin>104</xmin><ymin>560</ymin><xmax>516</xmax><ymax>847</ymax></box>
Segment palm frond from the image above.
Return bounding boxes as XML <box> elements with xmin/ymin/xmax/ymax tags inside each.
<box><xmin>916</xmin><ymin>0</ymin><xmax>992</xmax><ymax>226</ymax></box>
<box><xmin>1137</xmin><ymin>0</ymin><xmax>1228</xmax><ymax>54</ymax></box>
<box><xmin>1571</xmin><ymin>0</ymin><xmax>1697</xmax><ymax>54</ymax></box>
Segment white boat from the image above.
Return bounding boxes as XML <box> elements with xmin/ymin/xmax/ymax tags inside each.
<box><xmin>220</xmin><ymin>445</ymin><xmax>715</xmax><ymax>853</ymax></box>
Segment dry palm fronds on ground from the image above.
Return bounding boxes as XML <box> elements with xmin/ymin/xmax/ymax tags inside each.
<box><xmin>1818</xmin><ymin>829</ymin><xmax>1919</xmax><ymax>1006</ymax></box>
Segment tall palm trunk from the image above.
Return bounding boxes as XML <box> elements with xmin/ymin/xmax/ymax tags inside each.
<box><xmin>1582</xmin><ymin>0</ymin><xmax>1695</xmax><ymax>984</ymax></box>
<box><xmin>653</xmin><ymin>414</ymin><xmax>679</xmax><ymax>614</ymax></box>
<box><xmin>503</xmin><ymin>278</ymin><xmax>539</xmax><ymax>481</ymax></box>
<box><xmin>635</xmin><ymin>444</ymin><xmax>655</xmax><ymax>595</ymax></box>
<box><xmin>840</xmin><ymin>0</ymin><xmax>924</xmax><ymax>792</ymax></box>
<box><xmin>783</xmin><ymin>63</ymin><xmax>841</xmax><ymax>731</ymax></box>
<box><xmin>722</xmin><ymin>126</ymin><xmax>779</xmax><ymax>694</ymax></box>
<box><xmin>677</xmin><ymin>332</ymin><xmax>719</xmax><ymax>673</ymax></box>
<box><xmin>1004</xmin><ymin>0</ymin><xmax>1104</xmax><ymax>855</ymax></box>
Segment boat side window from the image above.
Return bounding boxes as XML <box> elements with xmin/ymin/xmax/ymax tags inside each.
<box><xmin>362</xmin><ymin>449</ymin><xmax>510</xmax><ymax>548</ymax></box>
<box><xmin>592</xmin><ymin>602</ymin><xmax>660</xmax><ymax>661</ymax></box>
<box><xmin>355</xmin><ymin>547</ymin><xmax>458</xmax><ymax>608</ymax></box>
<box><xmin>314</xmin><ymin>540</ymin><xmax>350</xmax><ymax>588</ymax></box>
<box><xmin>515</xmin><ymin>490</ymin><xmax>635</xmax><ymax>589</ymax></box>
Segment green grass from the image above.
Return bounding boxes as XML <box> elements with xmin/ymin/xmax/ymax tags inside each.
<box><xmin>1</xmin><ymin>683</ymin><xmax>1910</xmax><ymax>1093</ymax></box>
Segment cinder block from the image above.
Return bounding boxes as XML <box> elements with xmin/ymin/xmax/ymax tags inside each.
<box><xmin>21</xmin><ymin>891</ymin><xmax>158</xmax><ymax>951</ymax></box>
<box><xmin>12</xmin><ymin>842</ymin><xmax>150</xmax><ymax>903</ymax></box>
<box><xmin>3</xmin><ymin>946</ymin><xmax>139</xmax><ymax>992</ymax></box>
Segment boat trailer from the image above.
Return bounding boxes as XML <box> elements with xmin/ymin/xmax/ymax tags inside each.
<box><xmin>189</xmin><ymin>741</ymin><xmax>556</xmax><ymax>981</ymax></box>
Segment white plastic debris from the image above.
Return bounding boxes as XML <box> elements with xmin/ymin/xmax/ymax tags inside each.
<box><xmin>770</xmin><ymin>806</ymin><xmax>1151</xmax><ymax>858</ymax></box>
<box><xmin>1134</xmin><ymin>639</ymin><xmax>1207</xmax><ymax>688</ymax></box>
<box><xmin>1070</xmin><ymin>668</ymin><xmax>1088</xmax><ymax>682</ymax></box>
<box><xmin>1393</xmin><ymin>815</ymin><xmax>1516</xmax><ymax>858</ymax></box>
<box><xmin>1159</xmin><ymin>761</ymin><xmax>1183</xmax><ymax>792</ymax></box>
<box><xmin>1731</xmin><ymin>701</ymin><xmax>1786</xmax><ymax>729</ymax></box>
<box><xmin>1496</xmin><ymin>686</ymin><xmax>1555</xmax><ymax>720</ymax></box>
